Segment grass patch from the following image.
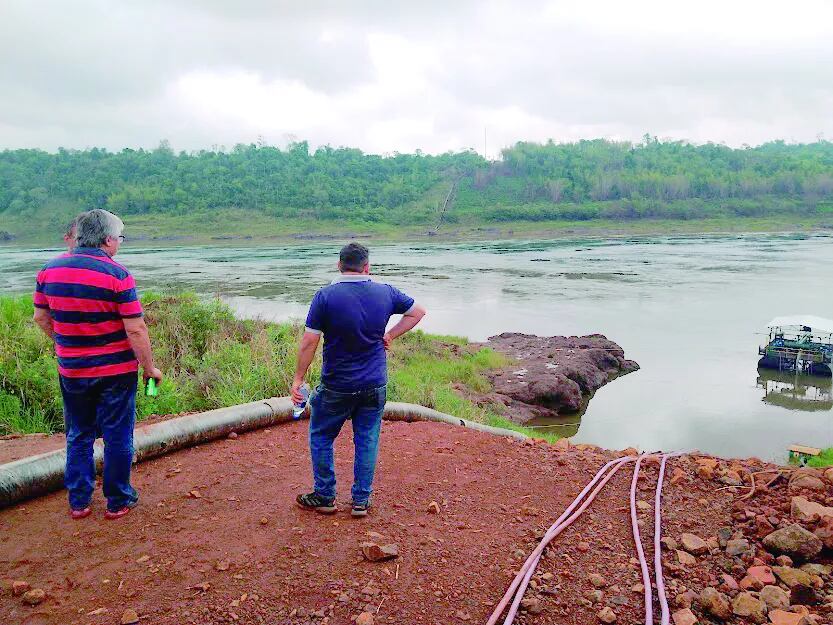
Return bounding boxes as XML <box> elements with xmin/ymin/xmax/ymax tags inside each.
<box><xmin>807</xmin><ymin>448</ymin><xmax>833</xmax><ymax>468</ymax></box>
<box><xmin>0</xmin><ymin>293</ymin><xmax>554</xmax><ymax>442</ymax></box>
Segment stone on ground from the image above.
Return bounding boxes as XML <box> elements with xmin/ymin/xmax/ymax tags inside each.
<box><xmin>763</xmin><ymin>525</ymin><xmax>823</xmax><ymax>559</ymax></box>
<box><xmin>759</xmin><ymin>585</ymin><xmax>790</xmax><ymax>610</ymax></box>
<box><xmin>700</xmin><ymin>587</ymin><xmax>732</xmax><ymax>620</ymax></box>
<box><xmin>22</xmin><ymin>588</ymin><xmax>46</xmax><ymax>605</ymax></box>
<box><xmin>672</xmin><ymin>607</ymin><xmax>698</xmax><ymax>625</ymax></box>
<box><xmin>680</xmin><ymin>533</ymin><xmax>709</xmax><ymax>555</ymax></box>
<box><xmin>726</xmin><ymin>538</ymin><xmax>751</xmax><ymax>556</ymax></box>
<box><xmin>597</xmin><ymin>606</ymin><xmax>617</xmax><ymax>623</ymax></box>
<box><xmin>772</xmin><ymin>566</ymin><xmax>813</xmax><ymax>588</ymax></box>
<box><xmin>355</xmin><ymin>612</ymin><xmax>375</xmax><ymax>625</ymax></box>
<box><xmin>11</xmin><ymin>580</ymin><xmax>30</xmax><ymax>596</ymax></box>
<box><xmin>791</xmin><ymin>496</ymin><xmax>833</xmax><ymax>522</ymax></box>
<box><xmin>360</xmin><ymin>542</ymin><xmax>399</xmax><ymax>562</ymax></box>
<box><xmin>768</xmin><ymin>609</ymin><xmax>810</xmax><ymax>625</ymax></box>
<box><xmin>732</xmin><ymin>592</ymin><xmax>767</xmax><ymax>623</ymax></box>
<box><xmin>121</xmin><ymin>608</ymin><xmax>140</xmax><ymax>624</ymax></box>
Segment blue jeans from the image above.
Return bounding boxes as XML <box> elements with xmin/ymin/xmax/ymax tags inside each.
<box><xmin>308</xmin><ymin>384</ymin><xmax>386</xmax><ymax>505</ymax></box>
<box><xmin>60</xmin><ymin>373</ymin><xmax>139</xmax><ymax>512</ymax></box>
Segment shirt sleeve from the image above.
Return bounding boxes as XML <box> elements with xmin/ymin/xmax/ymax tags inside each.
<box><xmin>114</xmin><ymin>274</ymin><xmax>144</xmax><ymax>318</ymax></box>
<box><xmin>389</xmin><ymin>285</ymin><xmax>416</xmax><ymax>315</ymax></box>
<box><xmin>33</xmin><ymin>270</ymin><xmax>49</xmax><ymax>309</ymax></box>
<box><xmin>305</xmin><ymin>290</ymin><xmax>325</xmax><ymax>334</ymax></box>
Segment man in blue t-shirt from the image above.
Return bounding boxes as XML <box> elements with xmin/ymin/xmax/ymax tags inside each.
<box><xmin>292</xmin><ymin>243</ymin><xmax>426</xmax><ymax>517</ymax></box>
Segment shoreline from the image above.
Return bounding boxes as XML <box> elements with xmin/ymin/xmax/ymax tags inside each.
<box><xmin>2</xmin><ymin>213</ymin><xmax>832</xmax><ymax>248</ymax></box>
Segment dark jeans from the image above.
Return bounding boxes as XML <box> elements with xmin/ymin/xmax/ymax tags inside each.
<box><xmin>60</xmin><ymin>373</ymin><xmax>139</xmax><ymax>512</ymax></box>
<box><xmin>308</xmin><ymin>384</ymin><xmax>386</xmax><ymax>505</ymax></box>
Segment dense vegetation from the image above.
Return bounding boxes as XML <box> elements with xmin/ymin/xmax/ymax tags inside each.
<box><xmin>0</xmin><ymin>293</ymin><xmax>547</xmax><ymax>440</ymax></box>
<box><xmin>1</xmin><ymin>138</ymin><xmax>832</xmax><ymax>235</ymax></box>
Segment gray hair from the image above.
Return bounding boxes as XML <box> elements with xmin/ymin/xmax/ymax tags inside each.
<box><xmin>76</xmin><ymin>209</ymin><xmax>124</xmax><ymax>248</ymax></box>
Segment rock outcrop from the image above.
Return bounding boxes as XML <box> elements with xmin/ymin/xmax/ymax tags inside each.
<box><xmin>479</xmin><ymin>333</ymin><xmax>639</xmax><ymax>424</ymax></box>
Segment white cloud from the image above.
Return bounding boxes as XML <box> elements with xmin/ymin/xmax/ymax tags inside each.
<box><xmin>0</xmin><ymin>0</ymin><xmax>831</xmax><ymax>154</ymax></box>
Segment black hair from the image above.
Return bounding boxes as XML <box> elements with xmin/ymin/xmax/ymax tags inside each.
<box><xmin>339</xmin><ymin>242</ymin><xmax>370</xmax><ymax>272</ymax></box>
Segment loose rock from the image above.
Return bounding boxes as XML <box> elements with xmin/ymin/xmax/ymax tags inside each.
<box><xmin>700</xmin><ymin>587</ymin><xmax>732</xmax><ymax>620</ymax></box>
<box><xmin>768</xmin><ymin>609</ymin><xmax>809</xmax><ymax>625</ymax></box>
<box><xmin>680</xmin><ymin>533</ymin><xmax>709</xmax><ymax>555</ymax></box>
<box><xmin>747</xmin><ymin>566</ymin><xmax>776</xmax><ymax>585</ymax></box>
<box><xmin>360</xmin><ymin>542</ymin><xmax>399</xmax><ymax>562</ymax></box>
<box><xmin>520</xmin><ymin>597</ymin><xmax>543</xmax><ymax>614</ymax></box>
<box><xmin>772</xmin><ymin>566</ymin><xmax>813</xmax><ymax>588</ymax></box>
<box><xmin>427</xmin><ymin>501</ymin><xmax>441</xmax><ymax>514</ymax></box>
<box><xmin>121</xmin><ymin>608</ymin><xmax>140</xmax><ymax>624</ymax></box>
<box><xmin>671</xmin><ymin>607</ymin><xmax>698</xmax><ymax>625</ymax></box>
<box><xmin>763</xmin><ymin>525</ymin><xmax>823</xmax><ymax>560</ymax></box>
<box><xmin>789</xmin><ymin>473</ymin><xmax>826</xmax><ymax>492</ymax></box>
<box><xmin>791</xmin><ymin>496</ymin><xmax>833</xmax><ymax>522</ymax></box>
<box><xmin>588</xmin><ymin>573</ymin><xmax>607</xmax><ymax>588</ymax></box>
<box><xmin>676</xmin><ymin>550</ymin><xmax>697</xmax><ymax>566</ymax></box>
<box><xmin>597</xmin><ymin>606</ymin><xmax>617</xmax><ymax>623</ymax></box>
<box><xmin>22</xmin><ymin>588</ymin><xmax>46</xmax><ymax>605</ymax></box>
<box><xmin>731</xmin><ymin>592</ymin><xmax>767</xmax><ymax>623</ymax></box>
<box><xmin>355</xmin><ymin>612</ymin><xmax>375</xmax><ymax>625</ymax></box>
<box><xmin>726</xmin><ymin>538</ymin><xmax>751</xmax><ymax>556</ymax></box>
<box><xmin>760</xmin><ymin>585</ymin><xmax>790</xmax><ymax>610</ymax></box>
<box><xmin>11</xmin><ymin>580</ymin><xmax>30</xmax><ymax>596</ymax></box>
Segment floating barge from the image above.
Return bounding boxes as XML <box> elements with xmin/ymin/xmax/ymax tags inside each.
<box><xmin>758</xmin><ymin>315</ymin><xmax>833</xmax><ymax>377</ymax></box>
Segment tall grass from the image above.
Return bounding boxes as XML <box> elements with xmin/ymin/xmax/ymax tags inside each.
<box><xmin>0</xmin><ymin>293</ymin><xmax>555</xmax><ymax>441</ymax></box>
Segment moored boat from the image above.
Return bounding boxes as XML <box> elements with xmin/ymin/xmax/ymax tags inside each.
<box><xmin>758</xmin><ymin>315</ymin><xmax>833</xmax><ymax>377</ymax></box>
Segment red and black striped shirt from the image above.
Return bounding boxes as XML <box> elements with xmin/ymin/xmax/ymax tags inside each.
<box><xmin>34</xmin><ymin>247</ymin><xmax>143</xmax><ymax>378</ymax></box>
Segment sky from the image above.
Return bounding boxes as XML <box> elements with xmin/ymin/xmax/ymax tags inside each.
<box><xmin>1</xmin><ymin>0</ymin><xmax>832</xmax><ymax>156</ymax></box>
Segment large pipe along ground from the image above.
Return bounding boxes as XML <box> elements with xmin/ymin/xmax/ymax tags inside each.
<box><xmin>0</xmin><ymin>398</ymin><xmax>526</xmax><ymax>509</ymax></box>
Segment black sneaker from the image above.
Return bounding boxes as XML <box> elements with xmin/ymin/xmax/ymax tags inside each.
<box><xmin>351</xmin><ymin>501</ymin><xmax>370</xmax><ymax>517</ymax></box>
<box><xmin>296</xmin><ymin>492</ymin><xmax>337</xmax><ymax>514</ymax></box>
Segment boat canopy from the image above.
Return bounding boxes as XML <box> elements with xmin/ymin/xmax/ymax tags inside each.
<box><xmin>766</xmin><ymin>315</ymin><xmax>833</xmax><ymax>335</ymax></box>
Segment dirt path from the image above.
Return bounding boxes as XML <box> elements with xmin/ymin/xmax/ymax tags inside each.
<box><xmin>1</xmin><ymin>422</ymin><xmax>831</xmax><ymax>625</ymax></box>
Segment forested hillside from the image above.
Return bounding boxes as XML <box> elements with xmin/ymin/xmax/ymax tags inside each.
<box><xmin>2</xmin><ymin>138</ymin><xmax>832</xmax><ymax>235</ymax></box>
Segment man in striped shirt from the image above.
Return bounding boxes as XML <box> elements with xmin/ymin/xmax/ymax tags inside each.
<box><xmin>33</xmin><ymin>209</ymin><xmax>162</xmax><ymax>520</ymax></box>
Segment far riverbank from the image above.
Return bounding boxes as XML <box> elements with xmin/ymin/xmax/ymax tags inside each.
<box><xmin>1</xmin><ymin>210</ymin><xmax>831</xmax><ymax>247</ymax></box>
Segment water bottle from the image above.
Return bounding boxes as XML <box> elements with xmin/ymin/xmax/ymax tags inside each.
<box><xmin>145</xmin><ymin>378</ymin><xmax>159</xmax><ymax>397</ymax></box>
<box><xmin>293</xmin><ymin>383</ymin><xmax>310</xmax><ymax>420</ymax></box>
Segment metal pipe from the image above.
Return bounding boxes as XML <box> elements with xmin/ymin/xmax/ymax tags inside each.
<box><xmin>0</xmin><ymin>398</ymin><xmax>528</xmax><ymax>508</ymax></box>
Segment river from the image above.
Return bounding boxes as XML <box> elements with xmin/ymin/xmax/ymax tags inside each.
<box><xmin>2</xmin><ymin>233</ymin><xmax>832</xmax><ymax>462</ymax></box>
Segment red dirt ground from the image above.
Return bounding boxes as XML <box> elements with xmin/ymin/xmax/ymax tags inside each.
<box><xmin>0</xmin><ymin>421</ymin><xmax>830</xmax><ymax>625</ymax></box>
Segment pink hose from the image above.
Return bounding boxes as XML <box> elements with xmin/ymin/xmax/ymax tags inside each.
<box><xmin>488</xmin><ymin>452</ymin><xmax>678</xmax><ymax>625</ymax></box>
<box><xmin>629</xmin><ymin>455</ymin><xmax>653</xmax><ymax>625</ymax></box>
<box><xmin>653</xmin><ymin>454</ymin><xmax>677</xmax><ymax>625</ymax></box>
<box><xmin>500</xmin><ymin>457</ymin><xmax>635</xmax><ymax>624</ymax></box>
<box><xmin>486</xmin><ymin>456</ymin><xmax>635</xmax><ymax>625</ymax></box>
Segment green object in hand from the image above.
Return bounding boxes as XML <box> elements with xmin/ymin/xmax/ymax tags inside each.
<box><xmin>145</xmin><ymin>378</ymin><xmax>159</xmax><ymax>397</ymax></box>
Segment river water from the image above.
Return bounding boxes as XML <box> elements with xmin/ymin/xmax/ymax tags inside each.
<box><xmin>2</xmin><ymin>233</ymin><xmax>832</xmax><ymax>462</ymax></box>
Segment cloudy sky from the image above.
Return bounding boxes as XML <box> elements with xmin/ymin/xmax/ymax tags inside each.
<box><xmin>2</xmin><ymin>0</ymin><xmax>832</xmax><ymax>155</ymax></box>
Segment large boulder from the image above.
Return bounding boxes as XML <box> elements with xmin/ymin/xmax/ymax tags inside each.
<box><xmin>483</xmin><ymin>333</ymin><xmax>638</xmax><ymax>424</ymax></box>
<box><xmin>763</xmin><ymin>525</ymin><xmax>823</xmax><ymax>560</ymax></box>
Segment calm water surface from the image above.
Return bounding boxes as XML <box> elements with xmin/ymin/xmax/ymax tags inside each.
<box><xmin>2</xmin><ymin>233</ymin><xmax>832</xmax><ymax>462</ymax></box>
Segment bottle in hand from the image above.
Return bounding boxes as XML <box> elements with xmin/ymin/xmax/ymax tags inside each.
<box><xmin>145</xmin><ymin>378</ymin><xmax>159</xmax><ymax>397</ymax></box>
<box><xmin>293</xmin><ymin>383</ymin><xmax>310</xmax><ymax>419</ymax></box>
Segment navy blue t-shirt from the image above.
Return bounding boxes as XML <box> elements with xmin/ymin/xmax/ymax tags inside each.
<box><xmin>305</xmin><ymin>276</ymin><xmax>415</xmax><ymax>392</ymax></box>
